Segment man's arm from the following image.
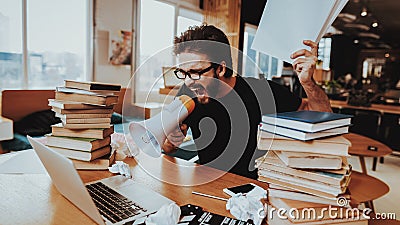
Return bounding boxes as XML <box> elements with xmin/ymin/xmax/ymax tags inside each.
<box><xmin>291</xmin><ymin>40</ymin><xmax>332</xmax><ymax>112</ymax></box>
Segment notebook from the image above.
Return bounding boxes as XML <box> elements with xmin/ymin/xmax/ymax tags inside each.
<box><xmin>27</xmin><ymin>136</ymin><xmax>173</xmax><ymax>225</ymax></box>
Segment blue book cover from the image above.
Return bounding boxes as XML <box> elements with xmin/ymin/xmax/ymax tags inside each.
<box><xmin>264</xmin><ymin>111</ymin><xmax>353</xmax><ymax>124</ymax></box>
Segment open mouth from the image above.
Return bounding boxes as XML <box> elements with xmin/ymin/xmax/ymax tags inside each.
<box><xmin>189</xmin><ymin>84</ymin><xmax>207</xmax><ymax>97</ymax></box>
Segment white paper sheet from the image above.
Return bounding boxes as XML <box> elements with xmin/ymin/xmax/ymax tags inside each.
<box><xmin>252</xmin><ymin>0</ymin><xmax>348</xmax><ymax>63</ymax></box>
<box><xmin>0</xmin><ymin>149</ymin><xmax>46</xmax><ymax>174</ymax></box>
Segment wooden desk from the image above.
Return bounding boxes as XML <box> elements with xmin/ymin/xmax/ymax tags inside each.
<box><xmin>0</xmin><ymin>151</ymin><xmax>393</xmax><ymax>225</ymax></box>
<box><xmin>0</xmin><ymin>154</ymin><xmax>268</xmax><ymax>225</ymax></box>
<box><xmin>345</xmin><ymin>133</ymin><xmax>393</xmax><ymax>174</ymax></box>
<box><xmin>330</xmin><ymin>100</ymin><xmax>400</xmax><ymax>115</ymax></box>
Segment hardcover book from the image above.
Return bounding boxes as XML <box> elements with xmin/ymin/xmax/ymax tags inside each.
<box><xmin>48</xmin><ymin>145</ymin><xmax>111</xmax><ymax>161</ymax></box>
<box><xmin>259</xmin><ymin>123</ymin><xmax>349</xmax><ymax>141</ymax></box>
<box><xmin>71</xmin><ymin>150</ymin><xmax>116</xmax><ymax>170</ymax></box>
<box><xmin>262</xmin><ymin>111</ymin><xmax>353</xmax><ymax>133</ymax></box>
<box><xmin>45</xmin><ymin>134</ymin><xmax>111</xmax><ymax>152</ymax></box>
<box><xmin>48</xmin><ymin>99</ymin><xmax>113</xmax><ymax>110</ymax></box>
<box><xmin>51</xmin><ymin>123</ymin><xmax>114</xmax><ymax>139</ymax></box>
<box><xmin>257</xmin><ymin>132</ymin><xmax>351</xmax><ymax>156</ymax></box>
<box><xmin>274</xmin><ymin>151</ymin><xmax>343</xmax><ymax>170</ymax></box>
<box><xmin>64</xmin><ymin>80</ymin><xmax>121</xmax><ymax>91</ymax></box>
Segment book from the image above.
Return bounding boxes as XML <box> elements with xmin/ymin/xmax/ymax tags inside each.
<box><xmin>257</xmin><ymin>132</ymin><xmax>351</xmax><ymax>156</ymax></box>
<box><xmin>252</xmin><ymin>0</ymin><xmax>348</xmax><ymax>63</ymax></box>
<box><xmin>259</xmin><ymin>123</ymin><xmax>349</xmax><ymax>141</ymax></box>
<box><xmin>262</xmin><ymin>111</ymin><xmax>353</xmax><ymax>133</ymax></box>
<box><xmin>60</xmin><ymin>117</ymin><xmax>111</xmax><ymax>124</ymax></box>
<box><xmin>268</xmin><ymin>187</ymin><xmax>348</xmax><ymax>206</ymax></box>
<box><xmin>259</xmin><ymin>169</ymin><xmax>347</xmax><ymax>196</ymax></box>
<box><xmin>62</xmin><ymin>122</ymin><xmax>111</xmax><ymax>129</ymax></box>
<box><xmin>255</xmin><ymin>151</ymin><xmax>351</xmax><ymax>187</ymax></box>
<box><xmin>64</xmin><ymin>80</ymin><xmax>121</xmax><ymax>91</ymax></box>
<box><xmin>47</xmin><ymin>145</ymin><xmax>111</xmax><ymax>161</ymax></box>
<box><xmin>51</xmin><ymin>123</ymin><xmax>114</xmax><ymax>139</ymax></box>
<box><xmin>48</xmin><ymin>99</ymin><xmax>113</xmax><ymax>110</ymax></box>
<box><xmin>51</xmin><ymin>106</ymin><xmax>114</xmax><ymax>115</ymax></box>
<box><xmin>56</xmin><ymin>87</ymin><xmax>120</xmax><ymax>96</ymax></box>
<box><xmin>71</xmin><ymin>150</ymin><xmax>116</xmax><ymax>170</ymax></box>
<box><xmin>274</xmin><ymin>151</ymin><xmax>343</xmax><ymax>170</ymax></box>
<box><xmin>55</xmin><ymin>112</ymin><xmax>112</xmax><ymax>119</ymax></box>
<box><xmin>45</xmin><ymin>134</ymin><xmax>111</xmax><ymax>152</ymax></box>
<box><xmin>260</xmin><ymin>173</ymin><xmax>339</xmax><ymax>198</ymax></box>
<box><xmin>55</xmin><ymin>90</ymin><xmax>118</xmax><ymax>106</ymax></box>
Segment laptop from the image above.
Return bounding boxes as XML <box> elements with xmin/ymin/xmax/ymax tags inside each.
<box><xmin>27</xmin><ymin>136</ymin><xmax>174</xmax><ymax>225</ymax></box>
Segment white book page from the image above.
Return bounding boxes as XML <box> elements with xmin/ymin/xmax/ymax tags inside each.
<box><xmin>251</xmin><ymin>0</ymin><xmax>337</xmax><ymax>63</ymax></box>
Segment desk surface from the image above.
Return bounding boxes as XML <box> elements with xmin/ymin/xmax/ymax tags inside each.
<box><xmin>346</xmin><ymin>133</ymin><xmax>393</xmax><ymax>158</ymax></box>
<box><xmin>0</xmin><ymin>153</ymin><xmax>268</xmax><ymax>225</ymax></box>
<box><xmin>330</xmin><ymin>100</ymin><xmax>400</xmax><ymax>115</ymax></box>
<box><xmin>0</xmin><ymin>151</ymin><xmax>392</xmax><ymax>225</ymax></box>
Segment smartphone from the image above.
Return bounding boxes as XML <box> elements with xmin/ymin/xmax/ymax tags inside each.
<box><xmin>223</xmin><ymin>183</ymin><xmax>256</xmax><ymax>197</ymax></box>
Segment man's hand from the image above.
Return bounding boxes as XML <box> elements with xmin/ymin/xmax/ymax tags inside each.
<box><xmin>291</xmin><ymin>40</ymin><xmax>332</xmax><ymax>112</ymax></box>
<box><xmin>162</xmin><ymin>124</ymin><xmax>188</xmax><ymax>153</ymax></box>
<box><xmin>290</xmin><ymin>40</ymin><xmax>318</xmax><ymax>85</ymax></box>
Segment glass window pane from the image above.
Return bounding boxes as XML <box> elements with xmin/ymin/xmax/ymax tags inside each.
<box><xmin>318</xmin><ymin>37</ymin><xmax>331</xmax><ymax>70</ymax></box>
<box><xmin>177</xmin><ymin>8</ymin><xmax>203</xmax><ymax>35</ymax></box>
<box><xmin>138</xmin><ymin>0</ymin><xmax>174</xmax><ymax>92</ymax></box>
<box><xmin>259</xmin><ymin>53</ymin><xmax>269</xmax><ymax>77</ymax></box>
<box><xmin>0</xmin><ymin>0</ymin><xmax>23</xmax><ymax>90</ymax></box>
<box><xmin>27</xmin><ymin>0</ymin><xmax>88</xmax><ymax>89</ymax></box>
<box><xmin>244</xmin><ymin>32</ymin><xmax>257</xmax><ymax>77</ymax></box>
<box><xmin>271</xmin><ymin>57</ymin><xmax>278</xmax><ymax>75</ymax></box>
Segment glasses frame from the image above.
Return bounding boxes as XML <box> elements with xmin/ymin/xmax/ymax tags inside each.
<box><xmin>174</xmin><ymin>64</ymin><xmax>217</xmax><ymax>80</ymax></box>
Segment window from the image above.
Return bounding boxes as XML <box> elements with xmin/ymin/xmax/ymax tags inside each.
<box><xmin>0</xmin><ymin>0</ymin><xmax>91</xmax><ymax>91</ymax></box>
<box><xmin>136</xmin><ymin>0</ymin><xmax>203</xmax><ymax>98</ymax></box>
<box><xmin>0</xmin><ymin>0</ymin><xmax>23</xmax><ymax>89</ymax></box>
<box><xmin>242</xmin><ymin>24</ymin><xmax>283</xmax><ymax>80</ymax></box>
<box><xmin>318</xmin><ymin>37</ymin><xmax>331</xmax><ymax>70</ymax></box>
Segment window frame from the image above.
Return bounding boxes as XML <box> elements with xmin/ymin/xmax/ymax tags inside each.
<box><xmin>133</xmin><ymin>0</ymin><xmax>203</xmax><ymax>103</ymax></box>
<box><xmin>1</xmin><ymin>0</ymin><xmax>93</xmax><ymax>90</ymax></box>
<box><xmin>242</xmin><ymin>23</ymin><xmax>283</xmax><ymax>80</ymax></box>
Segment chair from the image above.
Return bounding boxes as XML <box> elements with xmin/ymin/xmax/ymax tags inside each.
<box><xmin>340</xmin><ymin>108</ymin><xmax>383</xmax><ymax>171</ymax></box>
<box><xmin>379</xmin><ymin>113</ymin><xmax>400</xmax><ymax>152</ymax></box>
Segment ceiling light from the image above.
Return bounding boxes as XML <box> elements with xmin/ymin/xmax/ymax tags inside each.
<box><xmin>354</xmin><ymin>39</ymin><xmax>359</xmax><ymax>44</ymax></box>
<box><xmin>385</xmin><ymin>53</ymin><xmax>390</xmax><ymax>58</ymax></box>
<box><xmin>361</xmin><ymin>7</ymin><xmax>368</xmax><ymax>17</ymax></box>
<box><xmin>372</xmin><ymin>22</ymin><xmax>378</xmax><ymax>28</ymax></box>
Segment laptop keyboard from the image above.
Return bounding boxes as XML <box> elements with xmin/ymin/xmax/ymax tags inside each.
<box><xmin>86</xmin><ymin>182</ymin><xmax>148</xmax><ymax>223</ymax></box>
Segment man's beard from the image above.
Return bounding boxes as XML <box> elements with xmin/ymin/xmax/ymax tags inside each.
<box><xmin>189</xmin><ymin>72</ymin><xmax>219</xmax><ymax>104</ymax></box>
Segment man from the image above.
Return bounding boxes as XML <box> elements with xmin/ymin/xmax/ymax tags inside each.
<box><xmin>162</xmin><ymin>25</ymin><xmax>331</xmax><ymax>179</ymax></box>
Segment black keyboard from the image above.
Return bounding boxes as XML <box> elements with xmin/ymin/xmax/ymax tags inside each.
<box><xmin>86</xmin><ymin>182</ymin><xmax>148</xmax><ymax>224</ymax></box>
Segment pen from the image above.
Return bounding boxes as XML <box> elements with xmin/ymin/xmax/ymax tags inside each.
<box><xmin>192</xmin><ymin>191</ymin><xmax>228</xmax><ymax>201</ymax></box>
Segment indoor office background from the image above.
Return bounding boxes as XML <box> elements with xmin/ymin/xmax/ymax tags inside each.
<box><xmin>0</xmin><ymin>0</ymin><xmax>399</xmax><ymax>218</ymax></box>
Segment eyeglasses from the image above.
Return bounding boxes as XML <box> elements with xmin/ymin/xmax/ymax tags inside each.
<box><xmin>174</xmin><ymin>64</ymin><xmax>215</xmax><ymax>80</ymax></box>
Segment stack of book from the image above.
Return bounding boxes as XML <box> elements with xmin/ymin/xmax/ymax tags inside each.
<box><xmin>45</xmin><ymin>80</ymin><xmax>121</xmax><ymax>170</ymax></box>
<box><xmin>256</xmin><ymin>111</ymin><xmax>366</xmax><ymax>224</ymax></box>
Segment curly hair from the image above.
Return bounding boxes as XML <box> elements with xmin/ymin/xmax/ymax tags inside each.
<box><xmin>174</xmin><ymin>24</ymin><xmax>233</xmax><ymax>77</ymax></box>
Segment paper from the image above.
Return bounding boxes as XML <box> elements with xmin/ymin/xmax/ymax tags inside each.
<box><xmin>252</xmin><ymin>0</ymin><xmax>348</xmax><ymax>63</ymax></box>
<box><xmin>108</xmin><ymin>161</ymin><xmax>132</xmax><ymax>178</ymax></box>
<box><xmin>226</xmin><ymin>185</ymin><xmax>268</xmax><ymax>225</ymax></box>
<box><xmin>145</xmin><ymin>203</ymin><xmax>181</xmax><ymax>225</ymax></box>
<box><xmin>0</xmin><ymin>149</ymin><xmax>46</xmax><ymax>174</ymax></box>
